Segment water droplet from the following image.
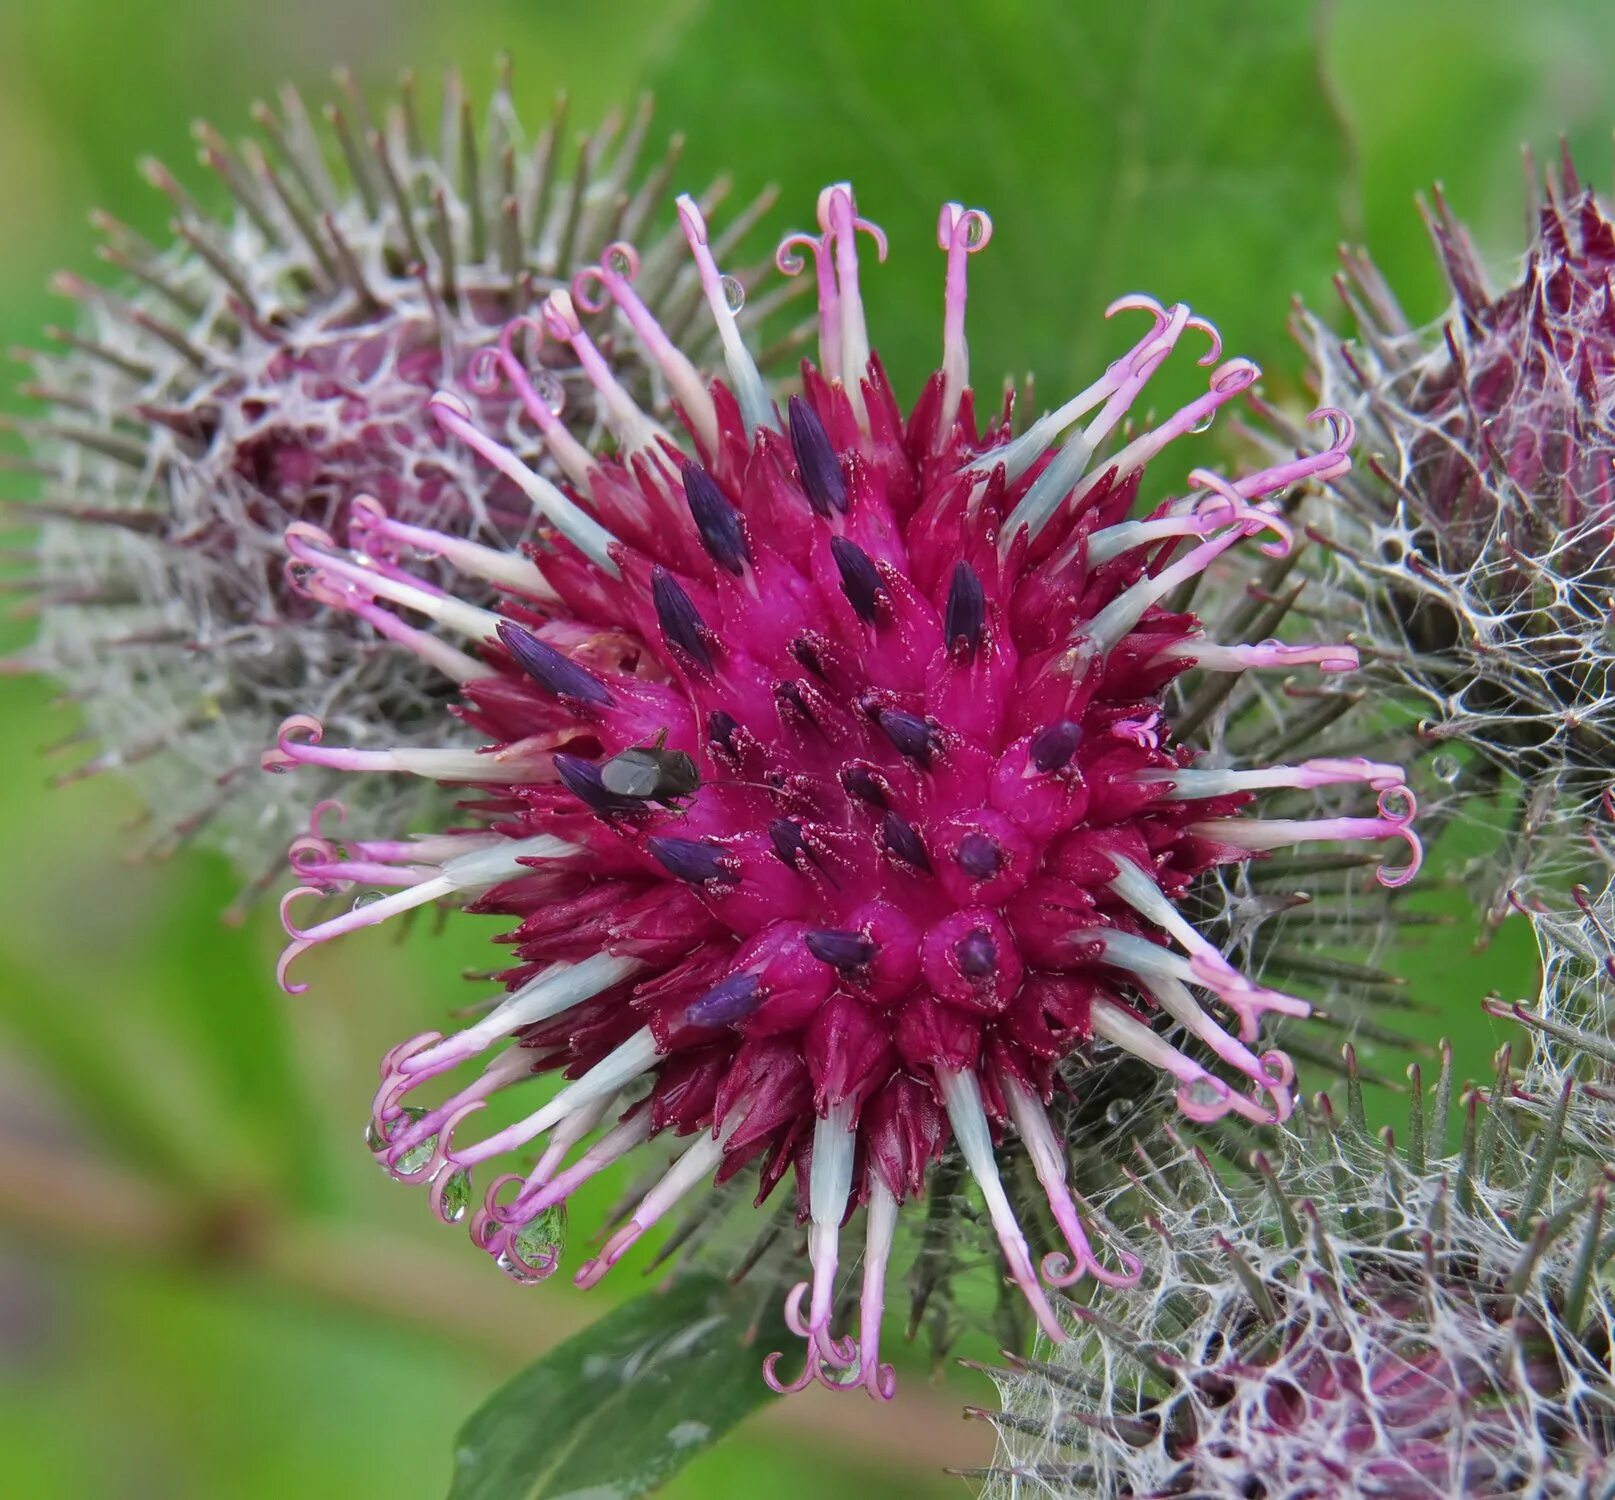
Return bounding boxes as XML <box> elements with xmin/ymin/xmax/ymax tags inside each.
<box><xmin>1182</xmin><ymin>1077</ymin><xmax>1226</xmax><ymax>1111</ymax></box>
<box><xmin>389</xmin><ymin>1105</ymin><xmax>438</xmax><ymax>1176</ymax></box>
<box><xmin>437</xmin><ymin>1167</ymin><xmax>472</xmax><ymax>1223</ymax></box>
<box><xmin>1431</xmin><ymin>755</ymin><xmax>1461</xmax><ymax>784</ymax></box>
<box><xmin>531</xmin><ymin>368</ymin><xmax>566</xmax><ymax>416</ymax></box>
<box><xmin>1104</xmin><ymin>1099</ymin><xmax>1134</xmax><ymax>1126</ymax></box>
<box><xmin>720</xmin><ymin>275</ymin><xmax>746</xmax><ymax>313</ymax></box>
<box><xmin>518</xmin><ymin>1201</ymin><xmax>567</xmax><ymax>1258</ymax></box>
<box><xmin>288</xmin><ymin>562</ymin><xmax>316</xmax><ymax>585</ymax></box>
<box><xmin>1189</xmin><ymin>412</ymin><xmax>1215</xmax><ymax>435</ymax></box>
<box><xmin>498</xmin><ymin>1202</ymin><xmax>568</xmax><ymax>1282</ymax></box>
<box><xmin>608</xmin><ymin>246</ymin><xmax>634</xmax><ymax>276</ymax></box>
<box><xmin>363</xmin><ymin>1119</ymin><xmax>387</xmax><ymax>1152</ymax></box>
<box><xmin>352</xmin><ymin>889</ymin><xmax>387</xmax><ymax>912</ymax></box>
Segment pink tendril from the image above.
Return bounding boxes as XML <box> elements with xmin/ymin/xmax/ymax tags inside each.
<box><xmin>308</xmin><ymin>798</ymin><xmax>347</xmax><ymax>840</ymax></box>
<box><xmin>1309</xmin><ymin>405</ymin><xmax>1356</xmax><ymax>455</ymax></box>
<box><xmin>261</xmin><ymin>713</ymin><xmax>326</xmax><ymax>773</ymax></box>
<box><xmin>937</xmin><ymin>203</ymin><xmax>993</xmax><ymax>255</ymax></box>
<box><xmin>274</xmin><ymin>884</ymin><xmax>329</xmax><ymax>994</ymax></box>
<box><xmin>1188</xmin><ymin>468</ymin><xmax>1293</xmax><ymax>557</ymax></box>
<box><xmin>1209</xmin><ymin>358</ymin><xmax>1260</xmax><ymax>396</ymax></box>
<box><xmin>541</xmin><ymin>290</ymin><xmax>584</xmax><ymax>343</ymax></box>
<box><xmin>1186</xmin><ymin>312</ymin><xmax>1224</xmax><ymax>365</ymax></box>
<box><xmin>775</xmin><ymin>230</ymin><xmax>825</xmax><ymax>278</ymax></box>
<box><xmin>764</xmin><ymin>1283</ymin><xmax>862</xmax><ymax>1395</ymax></box>
<box><xmin>1104</xmin><ymin>293</ymin><xmax>1171</xmax><ymax>337</ymax></box>
<box><xmin>1040</xmin><ymin>1243</ymin><xmax>1144</xmax><ymax>1290</ymax></box>
<box><xmin>570</xmin><ymin>241</ymin><xmax>642</xmax><ymax>314</ymax></box>
<box><xmin>816</xmin><ymin>185</ymin><xmax>889</xmax><ymax>262</ymax></box>
<box><xmin>1372</xmin><ymin>784</ymin><xmax>1424</xmax><ymax>888</ymax></box>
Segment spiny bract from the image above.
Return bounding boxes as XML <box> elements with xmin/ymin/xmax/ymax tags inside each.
<box><xmin>4</xmin><ymin>66</ymin><xmax>783</xmax><ymax>906</ymax></box>
<box><xmin>267</xmin><ymin>180</ymin><xmax>1423</xmax><ymax>1396</ymax></box>
<box><xmin>1297</xmin><ymin>150</ymin><xmax>1615</xmax><ymax>913</ymax></box>
<box><xmin>978</xmin><ymin>1046</ymin><xmax>1615</xmax><ymax>1498</ymax></box>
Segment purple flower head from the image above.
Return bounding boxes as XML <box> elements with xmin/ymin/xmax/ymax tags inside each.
<box><xmin>1297</xmin><ymin>151</ymin><xmax>1615</xmax><ymax>908</ymax></box>
<box><xmin>3</xmin><ymin>68</ymin><xmax>779</xmax><ymax>901</ymax></box>
<box><xmin>268</xmin><ymin>180</ymin><xmax>1423</xmax><ymax>1397</ymax></box>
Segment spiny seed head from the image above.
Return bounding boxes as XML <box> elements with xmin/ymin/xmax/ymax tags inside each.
<box><xmin>1494</xmin><ymin>866</ymin><xmax>1615</xmax><ymax>1156</ymax></box>
<box><xmin>980</xmin><ymin>1043</ymin><xmax>1615</xmax><ymax>1498</ymax></box>
<box><xmin>1295</xmin><ymin>149</ymin><xmax>1615</xmax><ymax>913</ymax></box>
<box><xmin>266</xmin><ymin>179</ymin><xmax>1424</xmax><ymax>1398</ymax></box>
<box><xmin>3</xmin><ymin>67</ymin><xmax>783</xmax><ymax>904</ymax></box>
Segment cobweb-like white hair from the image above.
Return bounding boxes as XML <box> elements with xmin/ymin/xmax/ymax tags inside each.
<box><xmin>976</xmin><ymin>1045</ymin><xmax>1615</xmax><ymax>1498</ymax></box>
<box><xmin>6</xmin><ymin>66</ymin><xmax>793</xmax><ymax>909</ymax></box>
<box><xmin>1291</xmin><ymin>157</ymin><xmax>1615</xmax><ymax>918</ymax></box>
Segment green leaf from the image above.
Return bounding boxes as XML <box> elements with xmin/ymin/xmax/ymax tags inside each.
<box><xmin>649</xmin><ymin>0</ymin><xmax>1350</xmax><ymax>399</ymax></box>
<box><xmin>447</xmin><ymin>1276</ymin><xmax>783</xmax><ymax>1500</ymax></box>
<box><xmin>1327</xmin><ymin>0</ymin><xmax>1615</xmax><ymax>325</ymax></box>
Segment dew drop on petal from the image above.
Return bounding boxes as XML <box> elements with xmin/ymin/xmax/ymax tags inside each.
<box><xmin>720</xmin><ymin>275</ymin><xmax>746</xmax><ymax>314</ymax></box>
<box><xmin>352</xmin><ymin>889</ymin><xmax>387</xmax><ymax>911</ymax></box>
<box><xmin>497</xmin><ymin>1202</ymin><xmax>569</xmax><ymax>1283</ymax></box>
<box><xmin>1182</xmin><ymin>1077</ymin><xmax>1227</xmax><ymax>1112</ymax></box>
<box><xmin>608</xmin><ymin>246</ymin><xmax>634</xmax><ymax>276</ymax></box>
<box><xmin>389</xmin><ymin>1105</ymin><xmax>439</xmax><ymax>1175</ymax></box>
<box><xmin>518</xmin><ymin>1201</ymin><xmax>568</xmax><ymax>1261</ymax></box>
<box><xmin>531</xmin><ymin>369</ymin><xmax>566</xmax><ymax>416</ymax></box>
<box><xmin>437</xmin><ymin>1167</ymin><xmax>472</xmax><ymax>1223</ymax></box>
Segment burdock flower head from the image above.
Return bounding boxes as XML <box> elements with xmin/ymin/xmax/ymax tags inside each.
<box><xmin>978</xmin><ymin>1047</ymin><xmax>1615</xmax><ymax>1498</ymax></box>
<box><xmin>267</xmin><ymin>180</ymin><xmax>1422</xmax><ymax>1396</ymax></box>
<box><xmin>1297</xmin><ymin>152</ymin><xmax>1615</xmax><ymax>905</ymax></box>
<box><xmin>4</xmin><ymin>66</ymin><xmax>780</xmax><ymax>902</ymax></box>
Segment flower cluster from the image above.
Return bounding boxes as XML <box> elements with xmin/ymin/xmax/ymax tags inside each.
<box><xmin>979</xmin><ymin>1046</ymin><xmax>1615</xmax><ymax>1498</ymax></box>
<box><xmin>265</xmin><ymin>179</ymin><xmax>1424</xmax><ymax>1397</ymax></box>
<box><xmin>1297</xmin><ymin>153</ymin><xmax>1615</xmax><ymax>909</ymax></box>
<box><xmin>4</xmin><ymin>66</ymin><xmax>783</xmax><ymax>904</ymax></box>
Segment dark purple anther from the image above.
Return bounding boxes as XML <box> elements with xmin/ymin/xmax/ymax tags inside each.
<box><xmin>956</xmin><ymin>928</ymin><xmax>997</xmax><ymax>977</ymax></box>
<box><xmin>681</xmin><ymin>462</ymin><xmax>749</xmax><ymax>576</ymax></box>
<box><xmin>878</xmin><ymin>709</ymin><xmax>937</xmax><ymax>768</ymax></box>
<box><xmin>830</xmin><ymin>536</ymin><xmax>884</xmax><ymax>624</ymax></box>
<box><xmin>788</xmin><ymin>395</ymin><xmax>848</xmax><ymax>516</ymax></box>
<box><xmin>956</xmin><ymin>832</ymin><xmax>1001</xmax><ymax>879</ymax></box>
<box><xmin>707</xmin><ymin>710</ymin><xmax>740</xmax><ymax>754</ymax></box>
<box><xmin>647</xmin><ymin>835</ymin><xmax>731</xmax><ymax>885</ymax></box>
<box><xmin>769</xmin><ymin>818</ymin><xmax>810</xmax><ymax>868</ymax></box>
<box><xmin>944</xmin><ymin>561</ymin><xmax>986</xmax><ymax>658</ymax></box>
<box><xmin>842</xmin><ymin>766</ymin><xmax>889</xmax><ymax>808</ymax></box>
<box><xmin>775</xmin><ymin>680</ymin><xmax>817</xmax><ymax>727</ymax></box>
<box><xmin>1030</xmin><ymin>719</ymin><xmax>1083</xmax><ymax>773</ymax></box>
<box><xmin>555</xmin><ymin>753</ymin><xmax>641</xmax><ymax>815</ymax></box>
<box><xmin>651</xmin><ymin>566</ymin><xmax>713</xmax><ymax>670</ymax></box>
<box><xmin>882</xmin><ymin>811</ymin><xmax>932</xmax><ymax>872</ymax></box>
<box><xmin>685</xmin><ymin>971</ymin><xmax>762</xmax><ymax>1027</ymax></box>
<box><xmin>792</xmin><ymin>637</ymin><xmax>826</xmax><ymax>679</ymax></box>
<box><xmin>496</xmin><ymin>620</ymin><xmax>612</xmax><ymax>705</ymax></box>
<box><xmin>805</xmin><ymin>928</ymin><xmax>877</xmax><ymax>969</ymax></box>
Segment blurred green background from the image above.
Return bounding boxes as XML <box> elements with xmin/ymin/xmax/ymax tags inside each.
<box><xmin>0</xmin><ymin>0</ymin><xmax>1609</xmax><ymax>1495</ymax></box>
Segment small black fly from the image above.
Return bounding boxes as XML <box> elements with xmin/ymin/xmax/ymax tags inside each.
<box><xmin>599</xmin><ymin>729</ymin><xmax>702</xmax><ymax>811</ymax></box>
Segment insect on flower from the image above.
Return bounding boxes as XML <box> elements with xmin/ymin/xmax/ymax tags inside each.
<box><xmin>267</xmin><ymin>180</ymin><xmax>1423</xmax><ymax>1397</ymax></box>
<box><xmin>593</xmin><ymin>729</ymin><xmax>703</xmax><ymax>811</ymax></box>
